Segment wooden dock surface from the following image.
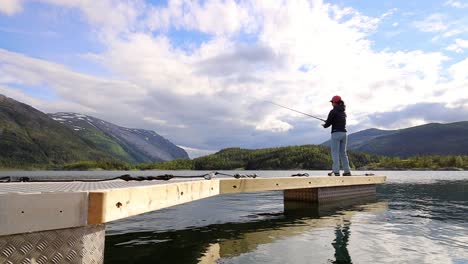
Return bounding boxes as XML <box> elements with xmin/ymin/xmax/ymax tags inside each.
<box><xmin>0</xmin><ymin>175</ymin><xmax>385</xmax><ymax>236</ymax></box>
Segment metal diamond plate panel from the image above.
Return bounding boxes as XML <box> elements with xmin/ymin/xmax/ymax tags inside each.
<box><xmin>283</xmin><ymin>184</ymin><xmax>376</xmax><ymax>202</ymax></box>
<box><xmin>318</xmin><ymin>184</ymin><xmax>376</xmax><ymax>203</ymax></box>
<box><xmin>0</xmin><ymin>224</ymin><xmax>105</xmax><ymax>264</ymax></box>
<box><xmin>0</xmin><ymin>178</ymin><xmax>205</xmax><ymax>194</ymax></box>
<box><xmin>283</xmin><ymin>187</ymin><xmax>318</xmax><ymax>201</ymax></box>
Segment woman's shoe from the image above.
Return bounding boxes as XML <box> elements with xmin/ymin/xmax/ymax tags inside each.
<box><xmin>328</xmin><ymin>172</ymin><xmax>340</xmax><ymax>176</ymax></box>
<box><xmin>343</xmin><ymin>172</ymin><xmax>352</xmax><ymax>176</ymax></box>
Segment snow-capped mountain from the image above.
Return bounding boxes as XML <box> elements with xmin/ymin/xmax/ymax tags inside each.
<box><xmin>49</xmin><ymin>112</ymin><xmax>188</xmax><ymax>163</ymax></box>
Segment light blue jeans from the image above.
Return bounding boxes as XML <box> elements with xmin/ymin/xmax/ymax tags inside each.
<box><xmin>331</xmin><ymin>132</ymin><xmax>351</xmax><ymax>174</ymax></box>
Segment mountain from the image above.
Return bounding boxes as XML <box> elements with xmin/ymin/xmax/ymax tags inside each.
<box><xmin>0</xmin><ymin>94</ymin><xmax>112</xmax><ymax>167</ymax></box>
<box><xmin>323</xmin><ymin>122</ymin><xmax>468</xmax><ymax>157</ymax></box>
<box><xmin>339</xmin><ymin>128</ymin><xmax>397</xmax><ymax>149</ymax></box>
<box><xmin>48</xmin><ymin>112</ymin><xmax>188</xmax><ymax>163</ymax></box>
<box><xmin>0</xmin><ymin>94</ymin><xmax>188</xmax><ymax>167</ymax></box>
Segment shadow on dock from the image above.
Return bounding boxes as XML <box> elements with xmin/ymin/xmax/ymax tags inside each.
<box><xmin>105</xmin><ymin>196</ymin><xmax>387</xmax><ymax>264</ymax></box>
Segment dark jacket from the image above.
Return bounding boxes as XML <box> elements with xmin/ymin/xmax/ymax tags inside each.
<box><xmin>323</xmin><ymin>105</ymin><xmax>347</xmax><ymax>133</ymax></box>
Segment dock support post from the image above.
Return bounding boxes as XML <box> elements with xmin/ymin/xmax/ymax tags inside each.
<box><xmin>284</xmin><ymin>184</ymin><xmax>376</xmax><ymax>203</ymax></box>
<box><xmin>0</xmin><ymin>224</ymin><xmax>105</xmax><ymax>264</ymax></box>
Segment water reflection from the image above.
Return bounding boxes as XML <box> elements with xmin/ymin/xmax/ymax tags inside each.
<box><xmin>105</xmin><ymin>197</ymin><xmax>387</xmax><ymax>264</ymax></box>
<box><xmin>378</xmin><ymin>180</ymin><xmax>468</xmax><ymax>224</ymax></box>
<box><xmin>331</xmin><ymin>221</ymin><xmax>352</xmax><ymax>264</ymax></box>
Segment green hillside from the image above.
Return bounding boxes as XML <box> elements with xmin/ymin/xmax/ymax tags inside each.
<box><xmin>49</xmin><ymin>113</ymin><xmax>189</xmax><ymax>163</ymax></box>
<box><xmin>323</xmin><ymin>128</ymin><xmax>396</xmax><ymax>149</ymax></box>
<box><xmin>2</xmin><ymin>93</ymin><xmax>467</xmax><ymax>170</ymax></box>
<box><xmin>49</xmin><ymin>113</ymin><xmax>137</xmax><ymax>163</ymax></box>
<box><xmin>0</xmin><ymin>94</ymin><xmax>188</xmax><ymax>169</ymax></box>
<box><xmin>323</xmin><ymin>122</ymin><xmax>468</xmax><ymax>157</ymax></box>
<box><xmin>353</xmin><ymin>122</ymin><xmax>468</xmax><ymax>157</ymax></box>
<box><xmin>137</xmin><ymin>145</ymin><xmax>381</xmax><ymax>170</ymax></box>
<box><xmin>76</xmin><ymin>126</ymin><xmax>134</xmax><ymax>161</ymax></box>
<box><xmin>135</xmin><ymin>147</ymin><xmax>467</xmax><ymax>171</ymax></box>
<box><xmin>59</xmin><ymin>146</ymin><xmax>468</xmax><ymax>171</ymax></box>
<box><xmin>0</xmin><ymin>95</ymin><xmax>112</xmax><ymax>167</ymax></box>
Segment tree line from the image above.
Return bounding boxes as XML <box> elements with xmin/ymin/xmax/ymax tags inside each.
<box><xmin>2</xmin><ymin>145</ymin><xmax>467</xmax><ymax>171</ymax></box>
<box><xmin>365</xmin><ymin>155</ymin><xmax>468</xmax><ymax>170</ymax></box>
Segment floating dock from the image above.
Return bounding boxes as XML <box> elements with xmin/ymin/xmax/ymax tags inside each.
<box><xmin>0</xmin><ymin>175</ymin><xmax>386</xmax><ymax>263</ymax></box>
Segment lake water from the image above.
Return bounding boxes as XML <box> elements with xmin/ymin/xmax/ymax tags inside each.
<box><xmin>1</xmin><ymin>170</ymin><xmax>467</xmax><ymax>263</ymax></box>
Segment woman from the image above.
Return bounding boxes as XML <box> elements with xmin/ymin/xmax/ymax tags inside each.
<box><xmin>322</xmin><ymin>95</ymin><xmax>351</xmax><ymax>176</ymax></box>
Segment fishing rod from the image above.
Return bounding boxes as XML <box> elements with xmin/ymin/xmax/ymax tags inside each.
<box><xmin>266</xmin><ymin>101</ymin><xmax>326</xmax><ymax>122</ymax></box>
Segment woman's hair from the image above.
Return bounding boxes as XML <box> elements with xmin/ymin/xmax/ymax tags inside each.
<box><xmin>338</xmin><ymin>100</ymin><xmax>345</xmax><ymax>106</ymax></box>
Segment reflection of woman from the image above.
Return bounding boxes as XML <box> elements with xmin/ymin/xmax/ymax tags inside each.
<box><xmin>322</xmin><ymin>95</ymin><xmax>351</xmax><ymax>176</ymax></box>
<box><xmin>332</xmin><ymin>221</ymin><xmax>352</xmax><ymax>264</ymax></box>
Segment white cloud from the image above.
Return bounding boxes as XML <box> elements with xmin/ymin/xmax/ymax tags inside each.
<box><xmin>442</xmin><ymin>28</ymin><xmax>465</xmax><ymax>38</ymax></box>
<box><xmin>448</xmin><ymin>57</ymin><xmax>468</xmax><ymax>81</ymax></box>
<box><xmin>143</xmin><ymin>116</ymin><xmax>168</xmax><ymax>125</ymax></box>
<box><xmin>0</xmin><ymin>85</ymin><xmax>42</xmax><ymax>106</ymax></box>
<box><xmin>1</xmin><ymin>0</ymin><xmax>467</xmax><ymax>150</ymax></box>
<box><xmin>1</xmin><ymin>0</ymin><xmax>142</xmax><ymax>31</ymax></box>
<box><xmin>444</xmin><ymin>0</ymin><xmax>468</xmax><ymax>8</ymax></box>
<box><xmin>381</xmin><ymin>8</ymin><xmax>398</xmax><ymax>19</ymax></box>
<box><xmin>255</xmin><ymin>115</ymin><xmax>293</xmax><ymax>133</ymax></box>
<box><xmin>0</xmin><ymin>0</ymin><xmax>22</xmax><ymax>15</ymax></box>
<box><xmin>0</xmin><ymin>84</ymin><xmax>95</xmax><ymax>114</ymax></box>
<box><xmin>144</xmin><ymin>116</ymin><xmax>186</xmax><ymax>128</ymax></box>
<box><xmin>413</xmin><ymin>14</ymin><xmax>448</xmax><ymax>32</ymax></box>
<box><xmin>446</xmin><ymin>38</ymin><xmax>468</xmax><ymax>53</ymax></box>
<box><xmin>413</xmin><ymin>13</ymin><xmax>468</xmax><ymax>40</ymax></box>
<box><xmin>0</xmin><ymin>48</ymin><xmax>147</xmax><ymax>114</ymax></box>
<box><xmin>178</xmin><ymin>145</ymin><xmax>216</xmax><ymax>158</ymax></box>
<box><xmin>147</xmin><ymin>0</ymin><xmax>254</xmax><ymax>35</ymax></box>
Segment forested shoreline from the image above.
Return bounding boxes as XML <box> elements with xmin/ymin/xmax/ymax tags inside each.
<box><xmin>2</xmin><ymin>145</ymin><xmax>466</xmax><ymax>171</ymax></box>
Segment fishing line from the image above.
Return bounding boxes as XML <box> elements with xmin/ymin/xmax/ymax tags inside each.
<box><xmin>265</xmin><ymin>101</ymin><xmax>326</xmax><ymax>122</ymax></box>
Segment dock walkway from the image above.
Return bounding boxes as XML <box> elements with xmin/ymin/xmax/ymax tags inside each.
<box><xmin>0</xmin><ymin>174</ymin><xmax>385</xmax><ymax>263</ymax></box>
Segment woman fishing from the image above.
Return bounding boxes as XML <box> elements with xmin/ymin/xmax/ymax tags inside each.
<box><xmin>322</xmin><ymin>96</ymin><xmax>352</xmax><ymax>176</ymax></box>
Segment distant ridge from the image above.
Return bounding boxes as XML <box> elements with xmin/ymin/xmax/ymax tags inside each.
<box><xmin>323</xmin><ymin>122</ymin><xmax>468</xmax><ymax>157</ymax></box>
<box><xmin>0</xmin><ymin>94</ymin><xmax>188</xmax><ymax>167</ymax></box>
<box><xmin>0</xmin><ymin>94</ymin><xmax>112</xmax><ymax>166</ymax></box>
<box><xmin>49</xmin><ymin>112</ymin><xmax>188</xmax><ymax>163</ymax></box>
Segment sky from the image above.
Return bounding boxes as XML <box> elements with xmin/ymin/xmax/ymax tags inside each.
<box><xmin>0</xmin><ymin>0</ymin><xmax>467</xmax><ymax>157</ymax></box>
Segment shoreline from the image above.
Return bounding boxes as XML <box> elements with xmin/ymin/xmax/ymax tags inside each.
<box><xmin>0</xmin><ymin>168</ymin><xmax>467</xmax><ymax>172</ymax></box>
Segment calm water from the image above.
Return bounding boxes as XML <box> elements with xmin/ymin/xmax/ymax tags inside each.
<box><xmin>104</xmin><ymin>171</ymin><xmax>468</xmax><ymax>264</ymax></box>
<box><xmin>2</xmin><ymin>170</ymin><xmax>467</xmax><ymax>263</ymax></box>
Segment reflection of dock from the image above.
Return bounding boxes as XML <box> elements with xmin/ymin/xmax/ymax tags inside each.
<box><xmin>0</xmin><ymin>175</ymin><xmax>385</xmax><ymax>263</ymax></box>
<box><xmin>205</xmin><ymin>199</ymin><xmax>388</xmax><ymax>262</ymax></box>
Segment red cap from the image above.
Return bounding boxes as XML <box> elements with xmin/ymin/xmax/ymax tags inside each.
<box><xmin>330</xmin><ymin>95</ymin><xmax>341</xmax><ymax>103</ymax></box>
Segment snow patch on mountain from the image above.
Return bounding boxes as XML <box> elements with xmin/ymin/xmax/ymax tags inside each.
<box><xmin>48</xmin><ymin>112</ymin><xmax>189</xmax><ymax>162</ymax></box>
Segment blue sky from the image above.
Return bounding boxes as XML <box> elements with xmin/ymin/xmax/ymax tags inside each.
<box><xmin>2</xmin><ymin>1</ymin><xmax>467</xmax><ymax>61</ymax></box>
<box><xmin>0</xmin><ymin>0</ymin><xmax>467</xmax><ymax>156</ymax></box>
